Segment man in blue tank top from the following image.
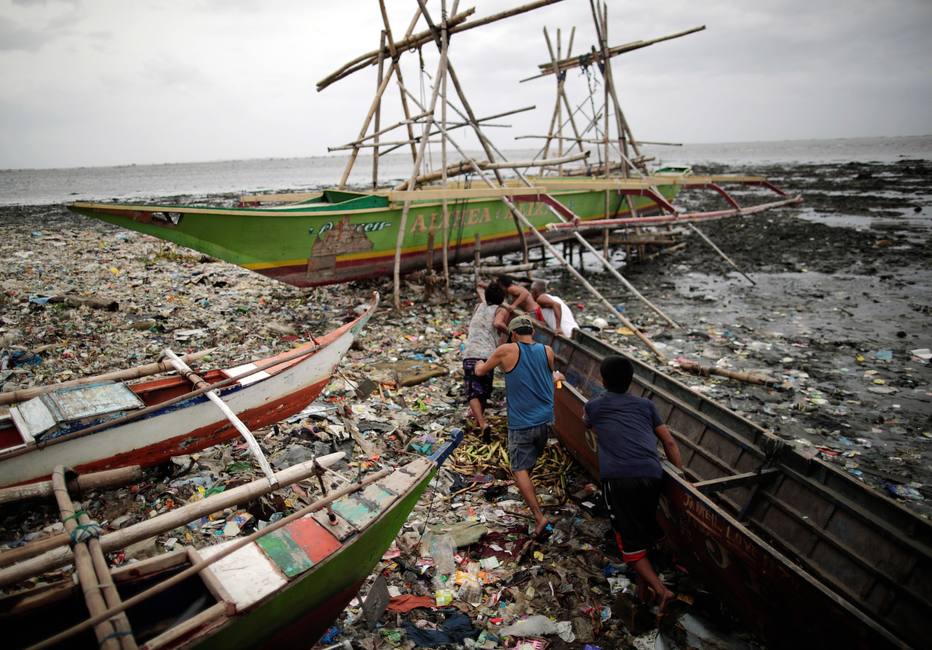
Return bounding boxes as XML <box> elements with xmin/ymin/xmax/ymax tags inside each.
<box><xmin>476</xmin><ymin>316</ymin><xmax>564</xmax><ymax>541</ymax></box>
<box><xmin>585</xmin><ymin>355</ymin><xmax>683</xmax><ymax>613</ymax></box>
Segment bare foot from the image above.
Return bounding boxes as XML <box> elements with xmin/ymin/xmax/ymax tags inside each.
<box><xmin>533</xmin><ymin>519</ymin><xmax>553</xmax><ymax>541</ymax></box>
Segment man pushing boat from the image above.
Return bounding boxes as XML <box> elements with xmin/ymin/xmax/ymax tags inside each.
<box><xmin>475</xmin><ymin>315</ymin><xmax>564</xmax><ymax>541</ymax></box>
<box><xmin>584</xmin><ymin>355</ymin><xmax>684</xmax><ymax>613</ymax></box>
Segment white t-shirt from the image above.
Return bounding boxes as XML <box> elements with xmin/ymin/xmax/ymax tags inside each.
<box><xmin>541</xmin><ymin>294</ymin><xmax>579</xmax><ymax>337</ymax></box>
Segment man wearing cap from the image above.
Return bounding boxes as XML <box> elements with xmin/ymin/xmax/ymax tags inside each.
<box><xmin>475</xmin><ymin>315</ymin><xmax>564</xmax><ymax>541</ymax></box>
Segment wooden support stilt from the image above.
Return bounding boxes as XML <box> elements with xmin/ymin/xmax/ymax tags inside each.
<box><xmin>687</xmin><ymin>222</ymin><xmax>756</xmax><ymax>285</ymax></box>
<box><xmin>440</xmin><ymin>0</ymin><xmax>451</xmax><ymax>299</ymax></box>
<box><xmin>372</xmin><ymin>30</ymin><xmax>386</xmax><ymax>189</ymax></box>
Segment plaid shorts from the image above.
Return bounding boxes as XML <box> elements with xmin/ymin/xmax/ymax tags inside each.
<box><xmin>463</xmin><ymin>358</ymin><xmax>494</xmax><ymax>403</ymax></box>
<box><xmin>507</xmin><ymin>423</ymin><xmax>551</xmax><ymax>472</ymax></box>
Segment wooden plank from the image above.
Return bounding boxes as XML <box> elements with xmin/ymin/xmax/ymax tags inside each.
<box><xmin>311</xmin><ymin>509</ymin><xmax>357</xmax><ymax>542</ymax></box>
<box><xmin>387</xmin><ymin>186</ymin><xmax>544</xmax><ymax>202</ymax></box>
<box><xmin>256</xmin><ymin>529</ymin><xmax>314</xmax><ymax>578</ymax></box>
<box><xmin>694</xmin><ymin>468</ymin><xmax>779</xmax><ymax>494</ymax></box>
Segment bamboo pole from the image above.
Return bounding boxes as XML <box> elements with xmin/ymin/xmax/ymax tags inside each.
<box><xmin>0</xmin><ymin>453</ymin><xmax>347</xmax><ymax>588</ymax></box>
<box><xmin>161</xmin><ymin>349</ymin><xmax>277</xmax><ymax>485</ymax></box>
<box><xmin>524</xmin><ymin>25</ymin><xmax>707</xmax><ymax>80</ymax></box>
<box><xmin>413</xmin><ymin>3</ymin><xmax>532</xmax><ymax>268</ymax></box>
<box><xmin>372</xmin><ymin>30</ymin><xmax>386</xmax><ymax>189</ymax></box>
<box><xmin>0</xmin><ymin>349</ymin><xmax>215</xmax><ymax>407</ymax></box>
<box><xmin>380</xmin><ymin>0</ymin><xmax>421</xmax><ymax>164</ymax></box>
<box><xmin>337</xmin><ymin>6</ymin><xmax>423</xmax><ymax>188</ymax></box>
<box><xmin>0</xmin><ymin>465</ymin><xmax>142</xmax><ymax>506</ymax></box>
<box><xmin>405</xmin><ymin>151</ymin><xmax>588</xmax><ymax>186</ymax></box>
<box><xmin>391</xmin><ymin>8</ymin><xmax>452</xmax><ymax>310</ymax></box>
<box><xmin>416</xmin><ymin>113</ymin><xmax>666</xmax><ymax>360</ymax></box>
<box><xmin>316</xmin><ymin>1</ymin><xmax>567</xmax><ymax>90</ymax></box>
<box><xmin>440</xmin><ymin>0</ymin><xmax>451</xmax><ymax>299</ymax></box>
<box><xmin>51</xmin><ymin>467</ymin><xmax>123</xmax><ymax>650</ymax></box>
<box><xmin>686</xmin><ymin>222</ymin><xmax>756</xmax><ymax>285</ymax></box>
<box><xmin>27</xmin><ymin>465</ymin><xmax>396</xmax><ymax>650</ymax></box>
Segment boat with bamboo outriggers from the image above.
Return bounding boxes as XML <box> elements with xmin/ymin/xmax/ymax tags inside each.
<box><xmin>0</xmin><ymin>294</ymin><xmax>378</xmax><ymax>489</ymax></box>
<box><xmin>0</xmin><ymin>430</ymin><xmax>464</xmax><ymax>649</ymax></box>
<box><xmin>533</xmin><ymin>323</ymin><xmax>932</xmax><ymax>648</ymax></box>
<box><xmin>67</xmin><ymin>0</ymin><xmax>800</xmax><ymax>300</ymax></box>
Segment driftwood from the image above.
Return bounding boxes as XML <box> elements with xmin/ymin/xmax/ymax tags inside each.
<box><xmin>676</xmin><ymin>358</ymin><xmax>779</xmax><ymax>386</ymax></box>
<box><xmin>45</xmin><ymin>294</ymin><xmax>119</xmax><ymax>311</ymax></box>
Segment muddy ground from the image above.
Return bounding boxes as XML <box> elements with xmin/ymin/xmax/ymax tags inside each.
<box><xmin>0</xmin><ymin>156</ymin><xmax>929</xmax><ymax>648</ymax></box>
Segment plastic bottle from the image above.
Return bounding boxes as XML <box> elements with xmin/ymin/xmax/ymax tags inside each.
<box><xmin>429</xmin><ymin>533</ymin><xmax>456</xmax><ymax>605</ymax></box>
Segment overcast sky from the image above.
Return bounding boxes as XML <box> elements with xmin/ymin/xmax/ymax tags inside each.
<box><xmin>1</xmin><ymin>0</ymin><xmax>930</xmax><ymax>170</ymax></box>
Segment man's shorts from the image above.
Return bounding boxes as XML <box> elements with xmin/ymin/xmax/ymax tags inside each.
<box><xmin>507</xmin><ymin>423</ymin><xmax>551</xmax><ymax>472</ymax></box>
<box><xmin>463</xmin><ymin>358</ymin><xmax>493</xmax><ymax>403</ymax></box>
<box><xmin>602</xmin><ymin>476</ymin><xmax>663</xmax><ymax>564</ymax></box>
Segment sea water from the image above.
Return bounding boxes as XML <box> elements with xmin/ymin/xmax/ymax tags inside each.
<box><xmin>0</xmin><ymin>135</ymin><xmax>929</xmax><ymax>207</ymax></box>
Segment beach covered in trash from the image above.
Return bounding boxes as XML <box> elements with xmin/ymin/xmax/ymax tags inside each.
<box><xmin>0</xmin><ymin>156</ymin><xmax>930</xmax><ymax>649</ymax></box>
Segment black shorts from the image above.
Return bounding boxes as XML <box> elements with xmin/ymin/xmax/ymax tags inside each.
<box><xmin>602</xmin><ymin>476</ymin><xmax>663</xmax><ymax>564</ymax></box>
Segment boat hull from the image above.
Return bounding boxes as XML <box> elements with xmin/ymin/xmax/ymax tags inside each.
<box><xmin>536</xmin><ymin>326</ymin><xmax>929</xmax><ymax>649</ymax></box>
<box><xmin>0</xmin><ymin>298</ymin><xmax>376</xmax><ymax>487</ymax></box>
<box><xmin>68</xmin><ymin>184</ymin><xmax>680</xmax><ymax>287</ymax></box>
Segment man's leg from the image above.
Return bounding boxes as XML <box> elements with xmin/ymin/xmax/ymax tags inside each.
<box><xmin>468</xmin><ymin>397</ymin><xmax>486</xmax><ymax>430</ymax></box>
<box><xmin>631</xmin><ymin>557</ymin><xmax>674</xmax><ymax>611</ymax></box>
<box><xmin>513</xmin><ymin>469</ymin><xmax>548</xmax><ymax>535</ymax></box>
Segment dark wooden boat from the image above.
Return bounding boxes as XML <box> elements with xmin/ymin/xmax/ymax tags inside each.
<box><xmin>534</xmin><ymin>325</ymin><xmax>931</xmax><ymax>648</ymax></box>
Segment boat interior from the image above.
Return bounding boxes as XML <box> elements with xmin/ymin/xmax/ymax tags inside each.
<box><xmin>535</xmin><ymin>325</ymin><xmax>931</xmax><ymax>647</ymax></box>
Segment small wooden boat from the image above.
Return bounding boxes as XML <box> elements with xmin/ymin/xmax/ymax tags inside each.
<box><xmin>0</xmin><ymin>294</ymin><xmax>378</xmax><ymax>488</ymax></box>
<box><xmin>534</xmin><ymin>325</ymin><xmax>931</xmax><ymax>648</ymax></box>
<box><xmin>0</xmin><ymin>431</ymin><xmax>464</xmax><ymax>649</ymax></box>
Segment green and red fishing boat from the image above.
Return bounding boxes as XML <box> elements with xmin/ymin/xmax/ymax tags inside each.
<box><xmin>67</xmin><ymin>169</ymin><xmax>799</xmax><ymax>288</ymax></box>
<box><xmin>0</xmin><ymin>431</ymin><xmax>464</xmax><ymax>649</ymax></box>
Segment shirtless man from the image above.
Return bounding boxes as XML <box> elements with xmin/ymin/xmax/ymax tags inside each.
<box><xmin>497</xmin><ymin>276</ymin><xmax>544</xmax><ymax>334</ymax></box>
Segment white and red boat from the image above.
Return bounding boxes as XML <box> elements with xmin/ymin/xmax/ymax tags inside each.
<box><xmin>0</xmin><ymin>294</ymin><xmax>378</xmax><ymax>487</ymax></box>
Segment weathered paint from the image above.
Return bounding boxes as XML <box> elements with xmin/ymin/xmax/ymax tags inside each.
<box><xmin>285</xmin><ymin>518</ymin><xmax>342</xmax><ymax>564</ymax></box>
<box><xmin>192</xmin><ymin>461</ymin><xmax>435</xmax><ymax>650</ymax></box>
<box><xmin>68</xmin><ymin>182</ymin><xmax>682</xmax><ymax>288</ymax></box>
<box><xmin>257</xmin><ymin>529</ymin><xmax>314</xmax><ymax>578</ymax></box>
<box><xmin>536</xmin><ymin>324</ymin><xmax>927</xmax><ymax>649</ymax></box>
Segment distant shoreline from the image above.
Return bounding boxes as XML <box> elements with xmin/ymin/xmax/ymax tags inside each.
<box><xmin>1</xmin><ymin>135</ymin><xmax>931</xmax><ymax>207</ymax></box>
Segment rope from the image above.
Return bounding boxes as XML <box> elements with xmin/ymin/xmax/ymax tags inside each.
<box><xmin>70</xmin><ymin>522</ymin><xmax>103</xmax><ymax>545</ymax></box>
<box><xmin>97</xmin><ymin>630</ymin><xmax>133</xmax><ymax>646</ymax></box>
<box><xmin>62</xmin><ymin>509</ymin><xmax>87</xmax><ymax>524</ymax></box>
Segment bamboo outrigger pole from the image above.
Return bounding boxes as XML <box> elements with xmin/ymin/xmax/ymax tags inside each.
<box><xmin>398</xmin><ymin>82</ymin><xmax>667</xmax><ymax>359</ymax></box>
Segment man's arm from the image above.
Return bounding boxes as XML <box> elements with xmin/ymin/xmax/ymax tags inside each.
<box><xmin>493</xmin><ymin>306</ymin><xmax>509</xmax><ymax>336</ymax></box>
<box><xmin>475</xmin><ymin>345</ymin><xmax>508</xmax><ymax>376</ymax></box>
<box><xmin>655</xmin><ymin>424</ymin><xmax>683</xmax><ymax>470</ymax></box>
<box><xmin>545</xmin><ymin>346</ymin><xmax>565</xmax><ymax>385</ymax></box>
<box><xmin>536</xmin><ymin>294</ymin><xmax>562</xmax><ymax>327</ymax></box>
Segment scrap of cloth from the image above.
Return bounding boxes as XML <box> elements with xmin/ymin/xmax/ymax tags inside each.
<box><xmin>403</xmin><ymin>611</ymin><xmax>481</xmax><ymax>647</ymax></box>
<box><xmin>386</xmin><ymin>594</ymin><xmax>437</xmax><ymax>613</ymax></box>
